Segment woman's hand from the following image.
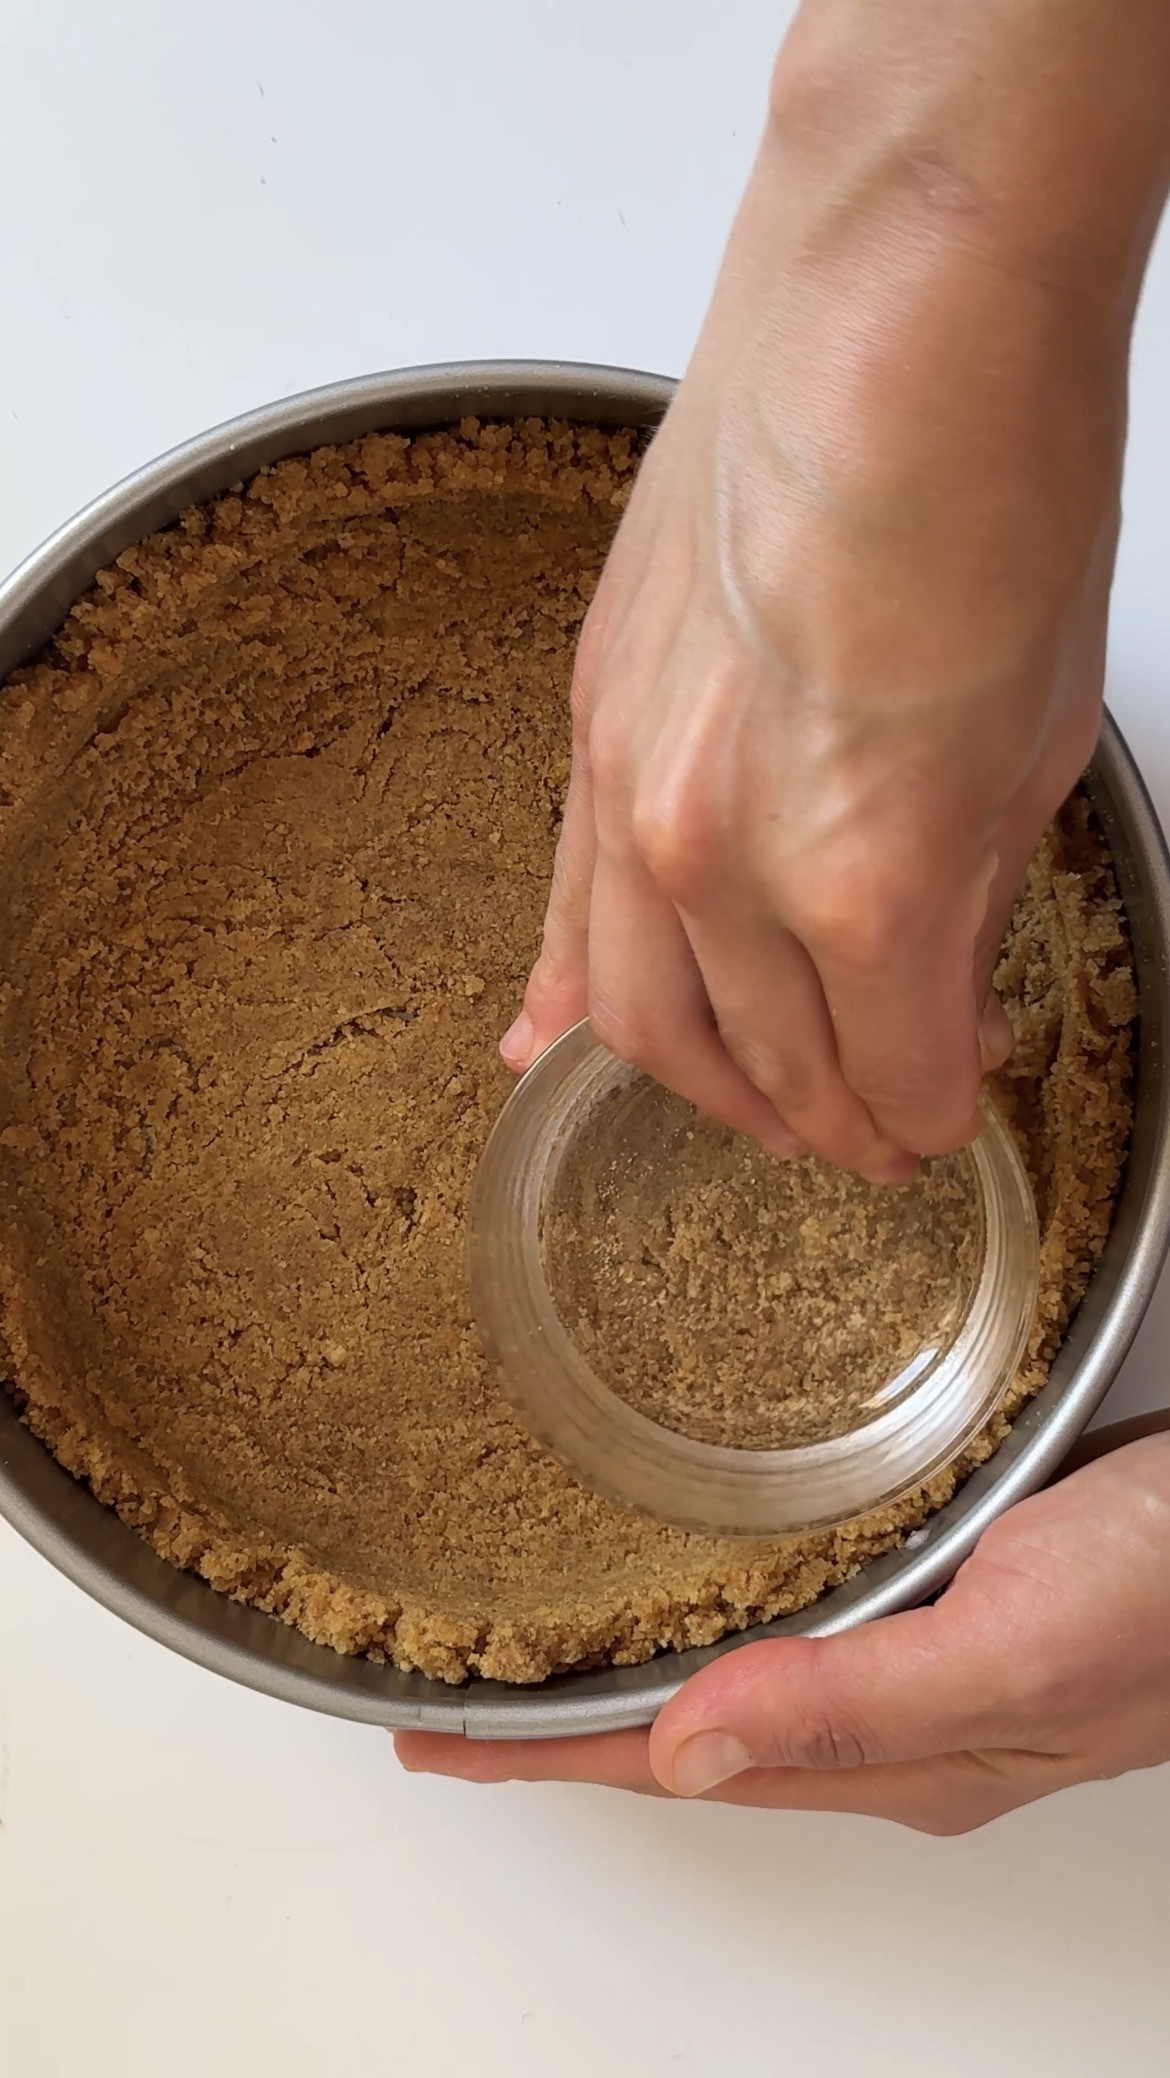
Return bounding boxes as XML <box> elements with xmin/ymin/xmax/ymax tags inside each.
<box><xmin>501</xmin><ymin>0</ymin><xmax>1170</xmax><ymax>1179</ymax></box>
<box><xmin>395</xmin><ymin>1438</ymin><xmax>1170</xmax><ymax>1833</ymax></box>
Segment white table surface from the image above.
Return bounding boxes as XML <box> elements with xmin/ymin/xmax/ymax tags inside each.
<box><xmin>1</xmin><ymin>6</ymin><xmax>1168</xmax><ymax>2073</ymax></box>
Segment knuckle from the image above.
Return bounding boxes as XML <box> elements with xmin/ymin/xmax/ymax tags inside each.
<box><xmin>587</xmin><ymin>996</ymin><xmax>660</xmax><ymax>1075</ymax></box>
<box><xmin>770</xmin><ymin>1703</ymin><xmax>879</xmax><ymax>1772</ymax></box>
<box><xmin>852</xmin><ymin>1053</ymin><xmax>977</xmax><ymax>1121</ymax></box>
<box><xmin>850</xmin><ymin>1063</ymin><xmax>981</xmax><ymax>1159</ymax></box>
<box><xmin>715</xmin><ymin>1034</ymin><xmax>885</xmax><ymax>1172</ymax></box>
<box><xmin>747</xmin><ymin>1646</ymin><xmax>885</xmax><ymax>1771</ymax></box>
<box><xmin>789</xmin><ymin>863</ymin><xmax>917</xmax><ymax>970</ymax></box>
<box><xmin>527</xmin><ymin>951</ymin><xmax>580</xmax><ymax>1023</ymax></box>
<box><xmin>629</xmin><ymin>782</ymin><xmax>718</xmax><ymax>907</ymax></box>
<box><xmin>719</xmin><ymin>1031</ymin><xmax>816</xmax><ymax>1119</ymax></box>
<box><xmin>846</xmin><ymin>1059</ymin><xmax>930</xmax><ymax>1111</ymax></box>
<box><xmin>585</xmin><ymin>705</ymin><xmax>629</xmax><ymax>803</ymax></box>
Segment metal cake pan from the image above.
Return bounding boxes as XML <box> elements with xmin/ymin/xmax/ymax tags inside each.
<box><xmin>2</xmin><ymin>360</ymin><xmax>1169</xmax><ymax>1738</ymax></box>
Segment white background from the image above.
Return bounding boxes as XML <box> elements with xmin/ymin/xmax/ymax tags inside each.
<box><xmin>1</xmin><ymin>5</ymin><xmax>1169</xmax><ymax>2073</ymax></box>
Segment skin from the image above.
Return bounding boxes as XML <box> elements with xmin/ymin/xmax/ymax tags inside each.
<box><xmin>402</xmin><ymin>3</ymin><xmax>1170</xmax><ymax>1826</ymax></box>
<box><xmin>396</xmin><ymin>1440</ymin><xmax>1170</xmax><ymax>1829</ymax></box>
<box><xmin>503</xmin><ymin>0</ymin><xmax>1170</xmax><ymax>1179</ymax></box>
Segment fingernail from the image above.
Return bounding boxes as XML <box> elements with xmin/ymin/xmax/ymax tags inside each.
<box><xmin>499</xmin><ymin>1012</ymin><xmax>534</xmax><ymax>1069</ymax></box>
<box><xmin>668</xmin><ymin>1731</ymin><xmax>753</xmax><ymax>1798</ymax></box>
<box><xmin>979</xmin><ymin>996</ymin><xmax>1014</xmax><ymax>1072</ymax></box>
<box><xmin>762</xmin><ymin>1128</ymin><xmax>805</xmax><ymax>1162</ymax></box>
<box><xmin>861</xmin><ymin>1149</ymin><xmax>919</xmax><ymax>1187</ymax></box>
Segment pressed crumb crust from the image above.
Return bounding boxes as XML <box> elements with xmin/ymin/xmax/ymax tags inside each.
<box><xmin>0</xmin><ymin>420</ymin><xmax>1136</xmax><ymax>1684</ymax></box>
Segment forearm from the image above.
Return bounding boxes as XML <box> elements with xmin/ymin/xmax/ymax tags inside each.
<box><xmin>680</xmin><ymin>1</ymin><xmax>1170</xmax><ymax>707</ymax></box>
<box><xmin>768</xmin><ymin>0</ymin><xmax>1170</xmax><ymax>321</ymax></box>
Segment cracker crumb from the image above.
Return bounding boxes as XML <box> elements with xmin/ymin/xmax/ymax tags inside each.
<box><xmin>544</xmin><ymin>1091</ymin><xmax>982</xmax><ymax>1450</ymax></box>
<box><xmin>0</xmin><ymin>421</ymin><xmax>1134</xmax><ymax>1684</ymax></box>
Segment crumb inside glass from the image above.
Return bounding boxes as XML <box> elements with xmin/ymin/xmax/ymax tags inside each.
<box><xmin>541</xmin><ymin>1079</ymin><xmax>983</xmax><ymax>1451</ymax></box>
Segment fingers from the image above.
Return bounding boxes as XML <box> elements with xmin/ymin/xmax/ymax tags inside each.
<box><xmin>647</xmin><ymin>1600</ymin><xmax>1024</xmax><ymax>1798</ymax></box>
<box><xmin>391</xmin><ymin>1727</ymin><xmax>1068</xmax><ymax>1833</ymax></box>
<box><xmin>502</xmin><ymin>753</ymin><xmax>597</xmax><ymax>1073</ymax></box>
<box><xmin>501</xmin><ymin>450</ymin><xmax>686</xmax><ymax>1079</ymax></box>
<box><xmin>801</xmin><ymin>864</ymin><xmax>991</xmax><ymax>1157</ymax></box>
<box><xmin>680</xmin><ymin>906</ymin><xmax>918</xmax><ymax>1183</ymax></box>
<box><xmin>585</xmin><ymin>843</ymin><xmax>807</xmax><ymax>1158</ymax></box>
<box><xmin>508</xmin><ymin>605</ymin><xmax>1071</xmax><ymax>1155</ymax></box>
<box><xmin>393</xmin><ymin>1727</ymin><xmax>662</xmax><ymax>1795</ymax></box>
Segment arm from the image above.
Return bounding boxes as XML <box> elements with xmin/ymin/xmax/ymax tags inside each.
<box><xmin>502</xmin><ymin>0</ymin><xmax>1170</xmax><ymax>1175</ymax></box>
<box><xmin>397</xmin><ymin>5</ymin><xmax>1170</xmax><ymax>1830</ymax></box>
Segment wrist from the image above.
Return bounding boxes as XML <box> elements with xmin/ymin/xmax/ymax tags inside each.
<box><xmin>695</xmin><ymin>31</ymin><xmax>1139</xmax><ymax>607</ymax></box>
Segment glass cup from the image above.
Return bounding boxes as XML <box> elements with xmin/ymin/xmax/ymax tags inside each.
<box><xmin>469</xmin><ymin>1021</ymin><xmax>1040</xmax><ymax>1537</ymax></box>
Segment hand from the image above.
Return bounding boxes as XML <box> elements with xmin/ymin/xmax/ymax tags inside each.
<box><xmin>395</xmin><ymin>1438</ymin><xmax>1170</xmax><ymax>1833</ymax></box>
<box><xmin>501</xmin><ymin>1</ymin><xmax>1170</xmax><ymax>1179</ymax></box>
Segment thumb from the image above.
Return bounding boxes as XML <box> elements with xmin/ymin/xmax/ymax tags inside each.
<box><xmin>648</xmin><ymin>1602</ymin><xmax>1012</xmax><ymax>1798</ymax></box>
